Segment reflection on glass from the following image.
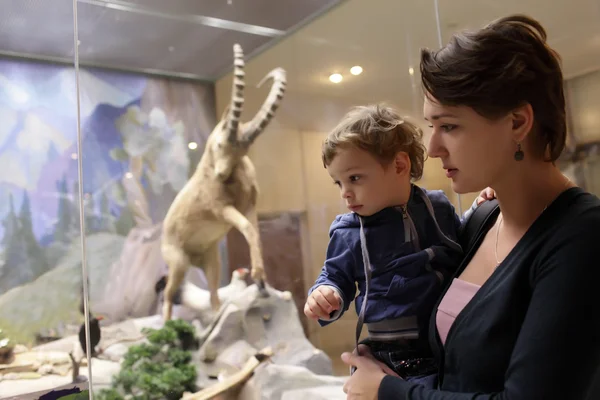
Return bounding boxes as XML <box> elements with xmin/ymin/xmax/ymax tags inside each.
<box><xmin>3</xmin><ymin>0</ymin><xmax>597</xmax><ymax>398</ymax></box>
<box><xmin>0</xmin><ymin>0</ymin><xmax>89</xmax><ymax>397</ymax></box>
<box><xmin>435</xmin><ymin>0</ymin><xmax>600</xmax><ymax>199</ymax></box>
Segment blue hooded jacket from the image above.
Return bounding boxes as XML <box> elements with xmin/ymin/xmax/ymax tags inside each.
<box><xmin>308</xmin><ymin>185</ymin><xmax>464</xmax><ymax>339</ymax></box>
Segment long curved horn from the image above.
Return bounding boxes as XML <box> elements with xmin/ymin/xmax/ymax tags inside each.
<box><xmin>225</xmin><ymin>44</ymin><xmax>245</xmax><ymax>143</ymax></box>
<box><xmin>241</xmin><ymin>67</ymin><xmax>286</xmax><ymax>145</ymax></box>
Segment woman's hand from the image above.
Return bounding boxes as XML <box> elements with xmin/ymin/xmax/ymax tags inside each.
<box><xmin>341</xmin><ymin>345</ymin><xmax>400</xmax><ymax>399</ymax></box>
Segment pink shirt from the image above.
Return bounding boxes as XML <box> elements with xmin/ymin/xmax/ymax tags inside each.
<box><xmin>436</xmin><ymin>278</ymin><xmax>481</xmax><ymax>345</ymax></box>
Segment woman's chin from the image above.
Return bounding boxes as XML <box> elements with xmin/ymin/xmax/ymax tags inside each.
<box><xmin>450</xmin><ymin>181</ymin><xmax>477</xmax><ymax>195</ymax></box>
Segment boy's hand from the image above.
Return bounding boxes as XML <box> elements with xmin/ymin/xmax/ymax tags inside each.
<box><xmin>304</xmin><ymin>286</ymin><xmax>342</xmax><ymax>321</ymax></box>
<box><xmin>476</xmin><ymin>187</ymin><xmax>496</xmax><ymax>206</ymax></box>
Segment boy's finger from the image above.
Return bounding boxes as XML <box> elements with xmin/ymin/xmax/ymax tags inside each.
<box><xmin>304</xmin><ymin>302</ymin><xmax>318</xmax><ymax>320</ymax></box>
<box><xmin>324</xmin><ymin>291</ymin><xmax>342</xmax><ymax>309</ymax></box>
<box><xmin>314</xmin><ymin>291</ymin><xmax>337</xmax><ymax>313</ymax></box>
<box><xmin>307</xmin><ymin>296</ymin><xmax>330</xmax><ymax>319</ymax></box>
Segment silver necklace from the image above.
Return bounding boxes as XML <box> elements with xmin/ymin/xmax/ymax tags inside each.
<box><xmin>494</xmin><ymin>214</ymin><xmax>504</xmax><ymax>265</ymax></box>
<box><xmin>494</xmin><ymin>177</ymin><xmax>572</xmax><ymax>266</ymax></box>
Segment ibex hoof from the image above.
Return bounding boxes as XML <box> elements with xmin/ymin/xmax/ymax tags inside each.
<box><xmin>256</xmin><ymin>280</ymin><xmax>269</xmax><ymax>298</ymax></box>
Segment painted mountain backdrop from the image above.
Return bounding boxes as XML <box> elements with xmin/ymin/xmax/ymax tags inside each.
<box><xmin>0</xmin><ymin>57</ymin><xmax>215</xmax><ymax>307</ymax></box>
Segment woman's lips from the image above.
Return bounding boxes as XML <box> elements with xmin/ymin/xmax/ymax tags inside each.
<box><xmin>445</xmin><ymin>168</ymin><xmax>458</xmax><ymax>178</ymax></box>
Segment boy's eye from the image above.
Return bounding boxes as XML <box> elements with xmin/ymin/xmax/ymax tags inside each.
<box><xmin>350</xmin><ymin>175</ymin><xmax>360</xmax><ymax>182</ymax></box>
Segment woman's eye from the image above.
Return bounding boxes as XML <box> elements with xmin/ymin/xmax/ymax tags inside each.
<box><xmin>428</xmin><ymin>124</ymin><xmax>457</xmax><ymax>132</ymax></box>
<box><xmin>440</xmin><ymin>124</ymin><xmax>457</xmax><ymax>132</ymax></box>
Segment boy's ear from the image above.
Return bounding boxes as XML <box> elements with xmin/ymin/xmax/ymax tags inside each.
<box><xmin>393</xmin><ymin>152</ymin><xmax>411</xmax><ymax>176</ymax></box>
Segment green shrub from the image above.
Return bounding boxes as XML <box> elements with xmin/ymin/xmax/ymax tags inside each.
<box><xmin>96</xmin><ymin>320</ymin><xmax>198</xmax><ymax>400</ymax></box>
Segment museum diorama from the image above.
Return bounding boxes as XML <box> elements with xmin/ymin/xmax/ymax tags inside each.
<box><xmin>0</xmin><ymin>39</ymin><xmax>346</xmax><ymax>398</ymax></box>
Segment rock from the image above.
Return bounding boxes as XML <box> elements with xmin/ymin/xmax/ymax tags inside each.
<box><xmin>197</xmin><ymin>284</ymin><xmax>333</xmax><ymax>376</ymax></box>
<box><xmin>197</xmin><ymin>303</ymin><xmax>245</xmax><ymax>362</ymax></box>
<box><xmin>237</xmin><ymin>364</ymin><xmax>347</xmax><ymax>400</ymax></box>
<box><xmin>101</xmin><ymin>343</ymin><xmax>130</xmax><ymax>362</ymax></box>
<box><xmin>13</xmin><ymin>344</ymin><xmax>28</xmax><ymax>354</ymax></box>
<box><xmin>130</xmin><ymin>314</ymin><xmax>165</xmax><ymax>332</ymax></box>
<box><xmin>215</xmin><ymin>340</ymin><xmax>258</xmax><ymax>370</ymax></box>
<box><xmin>32</xmin><ymin>335</ymin><xmax>77</xmax><ymax>353</ymax></box>
<box><xmin>2</xmin><ymin>285</ymin><xmax>343</xmax><ymax>399</ymax></box>
<box><xmin>86</xmin><ymin>358</ymin><xmax>121</xmax><ymax>388</ymax></box>
<box><xmin>282</xmin><ymin>385</ymin><xmax>347</xmax><ymax>400</ymax></box>
<box><xmin>272</xmin><ymin>339</ymin><xmax>332</xmax><ymax>376</ymax></box>
<box><xmin>37</xmin><ymin>364</ymin><xmax>53</xmax><ymax>375</ymax></box>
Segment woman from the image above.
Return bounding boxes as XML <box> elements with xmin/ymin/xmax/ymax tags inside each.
<box><xmin>341</xmin><ymin>14</ymin><xmax>600</xmax><ymax>400</ymax></box>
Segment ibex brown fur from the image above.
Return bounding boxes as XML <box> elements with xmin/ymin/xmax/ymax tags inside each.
<box><xmin>160</xmin><ymin>43</ymin><xmax>286</xmax><ymax>321</ymax></box>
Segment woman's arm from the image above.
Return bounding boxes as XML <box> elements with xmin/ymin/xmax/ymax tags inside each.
<box><xmin>345</xmin><ymin>209</ymin><xmax>600</xmax><ymax>400</ymax></box>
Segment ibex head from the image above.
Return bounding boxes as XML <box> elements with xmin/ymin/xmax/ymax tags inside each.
<box><xmin>209</xmin><ymin>43</ymin><xmax>287</xmax><ymax>181</ymax></box>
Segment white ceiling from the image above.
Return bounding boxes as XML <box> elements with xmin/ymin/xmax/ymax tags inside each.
<box><xmin>224</xmin><ymin>0</ymin><xmax>600</xmax><ymax>117</ymax></box>
<box><xmin>3</xmin><ymin>0</ymin><xmax>600</xmax><ymax>118</ymax></box>
<box><xmin>0</xmin><ymin>0</ymin><xmax>342</xmax><ymax>80</ymax></box>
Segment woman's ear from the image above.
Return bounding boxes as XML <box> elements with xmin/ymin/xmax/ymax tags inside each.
<box><xmin>511</xmin><ymin>103</ymin><xmax>534</xmax><ymax>143</ymax></box>
<box><xmin>393</xmin><ymin>152</ymin><xmax>411</xmax><ymax>176</ymax></box>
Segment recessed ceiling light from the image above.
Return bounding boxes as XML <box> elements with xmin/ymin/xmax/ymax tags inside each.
<box><xmin>188</xmin><ymin>141</ymin><xmax>198</xmax><ymax>150</ymax></box>
<box><xmin>329</xmin><ymin>73</ymin><xmax>343</xmax><ymax>83</ymax></box>
<box><xmin>408</xmin><ymin>67</ymin><xmax>414</xmax><ymax>75</ymax></box>
<box><xmin>350</xmin><ymin>66</ymin><xmax>363</xmax><ymax>75</ymax></box>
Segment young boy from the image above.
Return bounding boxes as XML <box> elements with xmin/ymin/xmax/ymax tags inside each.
<box><xmin>304</xmin><ymin>104</ymin><xmax>487</xmax><ymax>383</ymax></box>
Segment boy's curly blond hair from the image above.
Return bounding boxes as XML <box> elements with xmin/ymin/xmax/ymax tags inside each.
<box><xmin>322</xmin><ymin>104</ymin><xmax>426</xmax><ymax>180</ymax></box>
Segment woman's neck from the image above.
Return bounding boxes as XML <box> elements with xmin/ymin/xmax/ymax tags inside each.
<box><xmin>492</xmin><ymin>162</ymin><xmax>573</xmax><ymax>231</ymax></box>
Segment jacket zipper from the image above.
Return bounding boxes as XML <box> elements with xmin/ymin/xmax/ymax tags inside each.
<box><xmin>401</xmin><ymin>204</ymin><xmax>421</xmax><ymax>251</ymax></box>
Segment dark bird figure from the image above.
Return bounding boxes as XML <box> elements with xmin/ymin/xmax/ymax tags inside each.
<box><xmin>155</xmin><ymin>275</ymin><xmax>183</xmax><ymax>305</ymax></box>
<box><xmin>78</xmin><ymin>315</ymin><xmax>104</xmax><ymax>357</ymax></box>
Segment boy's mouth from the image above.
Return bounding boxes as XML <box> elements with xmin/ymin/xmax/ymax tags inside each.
<box><xmin>348</xmin><ymin>205</ymin><xmax>363</xmax><ymax>212</ymax></box>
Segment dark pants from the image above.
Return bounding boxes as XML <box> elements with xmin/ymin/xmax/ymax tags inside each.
<box><xmin>361</xmin><ymin>337</ymin><xmax>438</xmax><ymax>388</ymax></box>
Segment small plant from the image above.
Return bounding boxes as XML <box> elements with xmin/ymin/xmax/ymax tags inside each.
<box><xmin>96</xmin><ymin>319</ymin><xmax>198</xmax><ymax>400</ymax></box>
<box><xmin>0</xmin><ymin>328</ymin><xmax>14</xmax><ymax>364</ymax></box>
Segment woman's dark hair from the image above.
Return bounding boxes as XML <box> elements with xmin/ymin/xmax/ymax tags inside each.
<box><xmin>420</xmin><ymin>14</ymin><xmax>566</xmax><ymax>162</ymax></box>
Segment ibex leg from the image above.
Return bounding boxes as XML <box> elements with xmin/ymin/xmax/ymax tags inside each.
<box><xmin>194</xmin><ymin>244</ymin><xmax>222</xmax><ymax>311</ymax></box>
<box><xmin>161</xmin><ymin>243</ymin><xmax>191</xmax><ymax>321</ymax></box>
<box><xmin>222</xmin><ymin>206</ymin><xmax>268</xmax><ymax>296</ymax></box>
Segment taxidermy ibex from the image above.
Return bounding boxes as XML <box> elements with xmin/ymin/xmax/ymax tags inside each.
<box><xmin>160</xmin><ymin>43</ymin><xmax>287</xmax><ymax>321</ymax></box>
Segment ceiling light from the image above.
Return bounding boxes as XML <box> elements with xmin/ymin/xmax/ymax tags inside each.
<box><xmin>329</xmin><ymin>73</ymin><xmax>343</xmax><ymax>83</ymax></box>
<box><xmin>408</xmin><ymin>67</ymin><xmax>414</xmax><ymax>75</ymax></box>
<box><xmin>188</xmin><ymin>141</ymin><xmax>198</xmax><ymax>150</ymax></box>
<box><xmin>71</xmin><ymin>153</ymin><xmax>78</xmax><ymax>160</ymax></box>
<box><xmin>350</xmin><ymin>66</ymin><xmax>363</xmax><ymax>75</ymax></box>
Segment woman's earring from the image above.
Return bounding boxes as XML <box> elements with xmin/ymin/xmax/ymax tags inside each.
<box><xmin>514</xmin><ymin>143</ymin><xmax>524</xmax><ymax>161</ymax></box>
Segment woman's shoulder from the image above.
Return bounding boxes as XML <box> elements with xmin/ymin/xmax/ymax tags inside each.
<box><xmin>547</xmin><ymin>186</ymin><xmax>600</xmax><ymax>225</ymax></box>
<box><xmin>534</xmin><ymin>187</ymin><xmax>600</xmax><ymax>273</ymax></box>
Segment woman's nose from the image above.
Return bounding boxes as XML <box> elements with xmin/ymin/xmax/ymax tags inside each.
<box><xmin>427</xmin><ymin>132</ymin><xmax>444</xmax><ymax>158</ymax></box>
